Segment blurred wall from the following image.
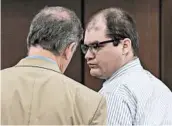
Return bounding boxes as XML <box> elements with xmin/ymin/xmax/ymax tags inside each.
<box><xmin>2</xmin><ymin>0</ymin><xmax>172</xmax><ymax>91</ymax></box>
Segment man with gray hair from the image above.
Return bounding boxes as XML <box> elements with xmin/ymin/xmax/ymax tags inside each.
<box><xmin>82</xmin><ymin>7</ymin><xmax>172</xmax><ymax>125</ymax></box>
<box><xmin>1</xmin><ymin>6</ymin><xmax>106</xmax><ymax>125</ymax></box>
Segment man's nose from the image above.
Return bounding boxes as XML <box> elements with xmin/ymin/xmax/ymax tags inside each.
<box><xmin>85</xmin><ymin>49</ymin><xmax>95</xmax><ymax>61</ymax></box>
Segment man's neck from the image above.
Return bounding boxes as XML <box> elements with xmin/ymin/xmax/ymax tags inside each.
<box><xmin>28</xmin><ymin>46</ymin><xmax>57</xmax><ymax>60</ymax></box>
<box><xmin>28</xmin><ymin>46</ymin><xmax>65</xmax><ymax>72</ymax></box>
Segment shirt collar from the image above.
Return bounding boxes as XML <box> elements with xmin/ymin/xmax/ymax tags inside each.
<box><xmin>103</xmin><ymin>57</ymin><xmax>143</xmax><ymax>86</ymax></box>
<box><xmin>25</xmin><ymin>55</ymin><xmax>57</xmax><ymax>64</ymax></box>
<box><xmin>16</xmin><ymin>56</ymin><xmax>61</xmax><ymax>73</ymax></box>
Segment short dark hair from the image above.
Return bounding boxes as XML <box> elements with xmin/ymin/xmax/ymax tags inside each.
<box><xmin>27</xmin><ymin>6</ymin><xmax>83</xmax><ymax>55</ymax></box>
<box><xmin>87</xmin><ymin>8</ymin><xmax>139</xmax><ymax>56</ymax></box>
<box><xmin>104</xmin><ymin>8</ymin><xmax>139</xmax><ymax>56</ymax></box>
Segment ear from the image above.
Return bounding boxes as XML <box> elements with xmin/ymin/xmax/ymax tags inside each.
<box><xmin>63</xmin><ymin>42</ymin><xmax>77</xmax><ymax>60</ymax></box>
<box><xmin>121</xmin><ymin>38</ymin><xmax>132</xmax><ymax>55</ymax></box>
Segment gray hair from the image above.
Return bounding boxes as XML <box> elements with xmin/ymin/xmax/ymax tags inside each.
<box><xmin>27</xmin><ymin>6</ymin><xmax>83</xmax><ymax>55</ymax></box>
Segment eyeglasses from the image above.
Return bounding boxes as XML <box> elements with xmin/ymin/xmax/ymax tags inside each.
<box><xmin>81</xmin><ymin>39</ymin><xmax>119</xmax><ymax>54</ymax></box>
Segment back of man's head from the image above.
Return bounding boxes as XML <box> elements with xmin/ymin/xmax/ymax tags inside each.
<box><xmin>27</xmin><ymin>6</ymin><xmax>83</xmax><ymax>55</ymax></box>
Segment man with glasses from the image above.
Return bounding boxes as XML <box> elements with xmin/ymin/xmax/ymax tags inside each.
<box><xmin>81</xmin><ymin>7</ymin><xmax>172</xmax><ymax>125</ymax></box>
<box><xmin>1</xmin><ymin>6</ymin><xmax>107</xmax><ymax>125</ymax></box>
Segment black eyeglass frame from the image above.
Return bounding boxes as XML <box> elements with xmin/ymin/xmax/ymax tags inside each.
<box><xmin>81</xmin><ymin>39</ymin><xmax>119</xmax><ymax>54</ymax></box>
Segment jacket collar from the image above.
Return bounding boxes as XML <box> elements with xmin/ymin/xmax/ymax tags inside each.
<box><xmin>15</xmin><ymin>57</ymin><xmax>61</xmax><ymax>73</ymax></box>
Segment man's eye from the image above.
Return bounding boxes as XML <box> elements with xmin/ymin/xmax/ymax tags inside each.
<box><xmin>94</xmin><ymin>43</ymin><xmax>105</xmax><ymax>49</ymax></box>
<box><xmin>92</xmin><ymin>44</ymin><xmax>99</xmax><ymax>49</ymax></box>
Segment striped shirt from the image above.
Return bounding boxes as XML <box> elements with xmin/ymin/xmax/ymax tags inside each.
<box><xmin>99</xmin><ymin>58</ymin><xmax>172</xmax><ymax>125</ymax></box>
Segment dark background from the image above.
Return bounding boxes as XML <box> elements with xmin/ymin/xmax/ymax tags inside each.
<box><xmin>2</xmin><ymin>0</ymin><xmax>172</xmax><ymax>91</ymax></box>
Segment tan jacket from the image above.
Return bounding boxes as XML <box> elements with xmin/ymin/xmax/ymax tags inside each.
<box><xmin>1</xmin><ymin>58</ymin><xmax>106</xmax><ymax>125</ymax></box>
